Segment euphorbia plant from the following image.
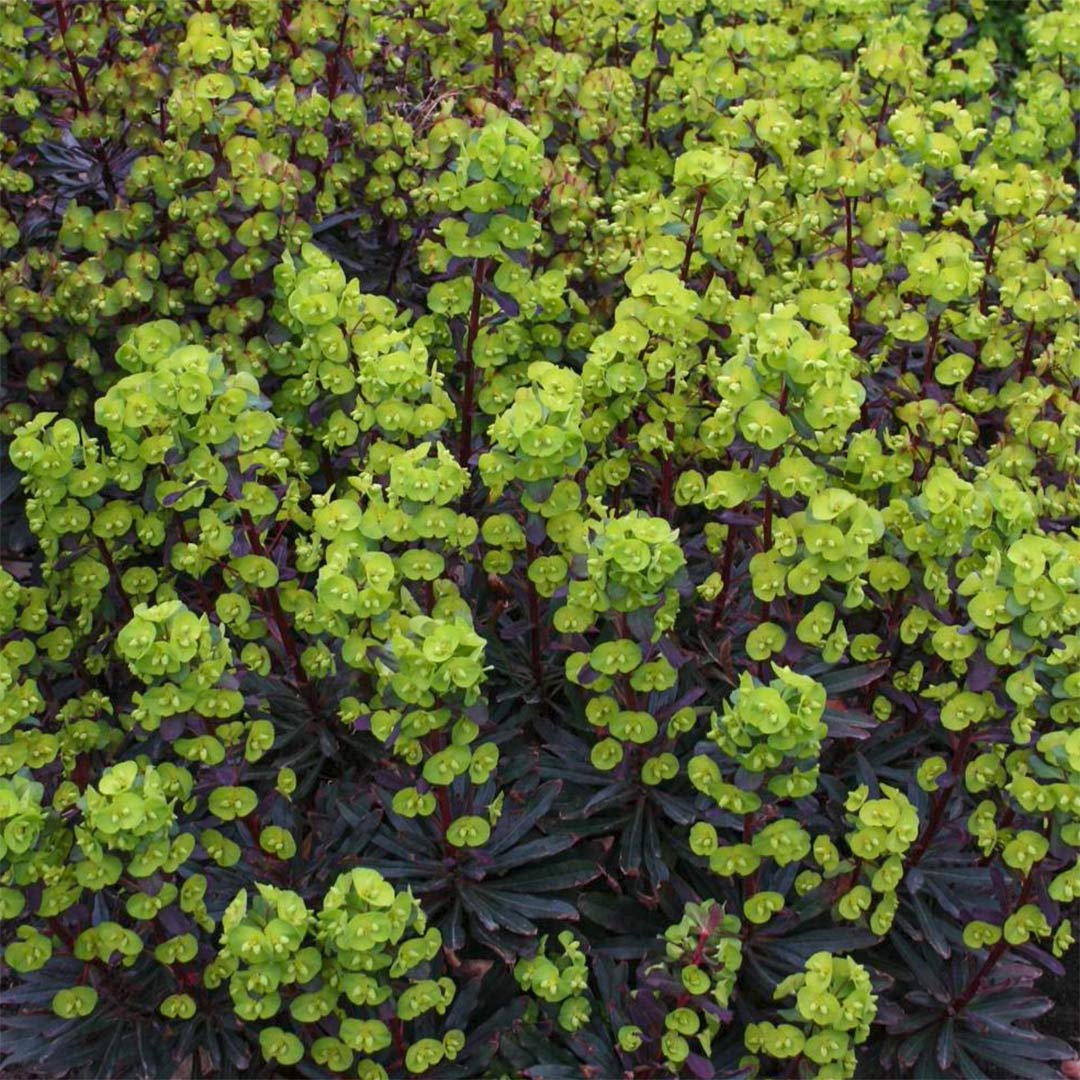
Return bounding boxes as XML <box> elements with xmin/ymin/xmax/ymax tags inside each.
<box><xmin>2</xmin><ymin>0</ymin><xmax>1079</xmax><ymax>1078</ymax></box>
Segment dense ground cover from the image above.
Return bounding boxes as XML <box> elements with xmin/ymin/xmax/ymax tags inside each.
<box><xmin>1</xmin><ymin>0</ymin><xmax>1079</xmax><ymax>1077</ymax></box>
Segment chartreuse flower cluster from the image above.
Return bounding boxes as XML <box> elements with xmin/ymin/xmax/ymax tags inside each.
<box><xmin>705</xmin><ymin>667</ymin><xmax>828</xmax><ymax>793</ymax></box>
<box><xmin>211</xmin><ymin>869</ymin><xmax>461</xmax><ymax>1078</ymax></box>
<box><xmin>686</xmin><ymin>668</ymin><xmax>826</xmax><ymax>932</ymax></box>
<box><xmin>514</xmin><ymin>930</ymin><xmax>591</xmax><ymax>1033</ymax></box>
<box><xmin>646</xmin><ymin>900</ymin><xmax>745</xmax><ymax>1073</ymax></box>
<box><xmin>834</xmin><ymin>784</ymin><xmax>920</xmax><ymax>934</ymax></box>
<box><xmin>270</xmin><ymin>242</ymin><xmax>501</xmax><ymax>846</ymax></box>
<box><xmin>513</xmin><ymin>900</ymin><xmax>747</xmax><ymax>1075</ymax></box>
<box><xmin>2</xmin><ymin>0</ymin><xmax>1080</xmax><ymax>1077</ymax></box>
<box><xmin>746</xmin><ymin>952</ymin><xmax>877</xmax><ymax>1080</ymax></box>
<box><xmin>418</xmin><ymin>112</ymin><xmax>566</xmax><ymax>472</ymax></box>
<box><xmin>561</xmin><ymin>510</ymin><xmax>694</xmax><ymax>785</ymax></box>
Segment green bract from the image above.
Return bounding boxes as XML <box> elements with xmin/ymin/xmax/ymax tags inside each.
<box><xmin>2</xmin><ymin>0</ymin><xmax>1078</xmax><ymax>1077</ymax></box>
<box><xmin>213</xmin><ymin>869</ymin><xmax>458</xmax><ymax>1071</ymax></box>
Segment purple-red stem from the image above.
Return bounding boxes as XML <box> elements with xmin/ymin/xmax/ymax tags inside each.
<box><xmin>457</xmin><ymin>258</ymin><xmax>488</xmax><ymax>469</ymax></box>
<box><xmin>874</xmin><ymin>84</ymin><xmax>891</xmax><ymax>147</ymax></box>
<box><xmin>659</xmin><ymin>187</ymin><xmax>707</xmax><ymax>518</ymax></box>
<box><xmin>951</xmin><ymin>870</ymin><xmax>1035</xmax><ymax>1012</ymax></box>
<box><xmin>921</xmin><ymin>313</ymin><xmax>941</xmax><ymax>396</ymax></box>
<box><xmin>845</xmin><ymin>195</ymin><xmax>856</xmax><ymax>335</ymax></box>
<box><xmin>710</xmin><ymin>523</ymin><xmax>738</xmax><ymax>628</ymax></box>
<box><xmin>672</xmin><ymin>923</ymin><xmax>713</xmax><ymax>1010</ymax></box>
<box><xmin>761</xmin><ymin>385</ymin><xmax>788</xmax><ymax>554</ymax></box>
<box><xmin>680</xmin><ymin>187</ymin><xmax>706</xmax><ymax>281</ymax></box>
<box><xmin>240</xmin><ymin>510</ymin><xmax>316</xmax><ymax>711</ymax></box>
<box><xmin>54</xmin><ymin>0</ymin><xmax>117</xmax><ymax>196</ymax></box>
<box><xmin>908</xmin><ymin>726</ymin><xmax>975</xmax><ymax>869</ymax></box>
<box><xmin>436</xmin><ymin>786</ymin><xmax>453</xmax><ymax>835</ymax></box>
<box><xmin>53</xmin><ymin>0</ymin><xmax>90</xmax><ymax>112</ymax></box>
<box><xmin>95</xmin><ymin>537</ymin><xmax>133</xmax><ymax>621</ymax></box>
<box><xmin>424</xmin><ymin>729</ymin><xmax>455</xmax><ymax>845</ymax></box>
<box><xmin>979</xmin><ymin>218</ymin><xmax>998</xmax><ymax>315</ymax></box>
<box><xmin>525</xmin><ymin>542</ymin><xmax>546</xmax><ymax>694</ymax></box>
<box><xmin>640</xmin><ymin>10</ymin><xmax>661</xmax><ymax>147</ymax></box>
<box><xmin>742</xmin><ymin>811</ymin><xmax>760</xmax><ymax>900</ymax></box>
<box><xmin>1018</xmin><ymin>320</ymin><xmax>1037</xmax><ymax>379</ymax></box>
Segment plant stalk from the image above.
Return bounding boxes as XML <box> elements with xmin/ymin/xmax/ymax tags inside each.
<box><xmin>951</xmin><ymin>870</ymin><xmax>1035</xmax><ymax>1012</ymax></box>
<box><xmin>908</xmin><ymin>725</ymin><xmax>975</xmax><ymax>868</ymax></box>
<box><xmin>457</xmin><ymin>258</ymin><xmax>488</xmax><ymax>469</ymax></box>
<box><xmin>240</xmin><ymin>510</ymin><xmax>317</xmax><ymax>713</ymax></box>
<box><xmin>640</xmin><ymin>10</ymin><xmax>661</xmax><ymax>147</ymax></box>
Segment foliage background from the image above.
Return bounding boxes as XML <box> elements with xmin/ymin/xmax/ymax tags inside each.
<box><xmin>1</xmin><ymin>0</ymin><xmax>1079</xmax><ymax>1078</ymax></box>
